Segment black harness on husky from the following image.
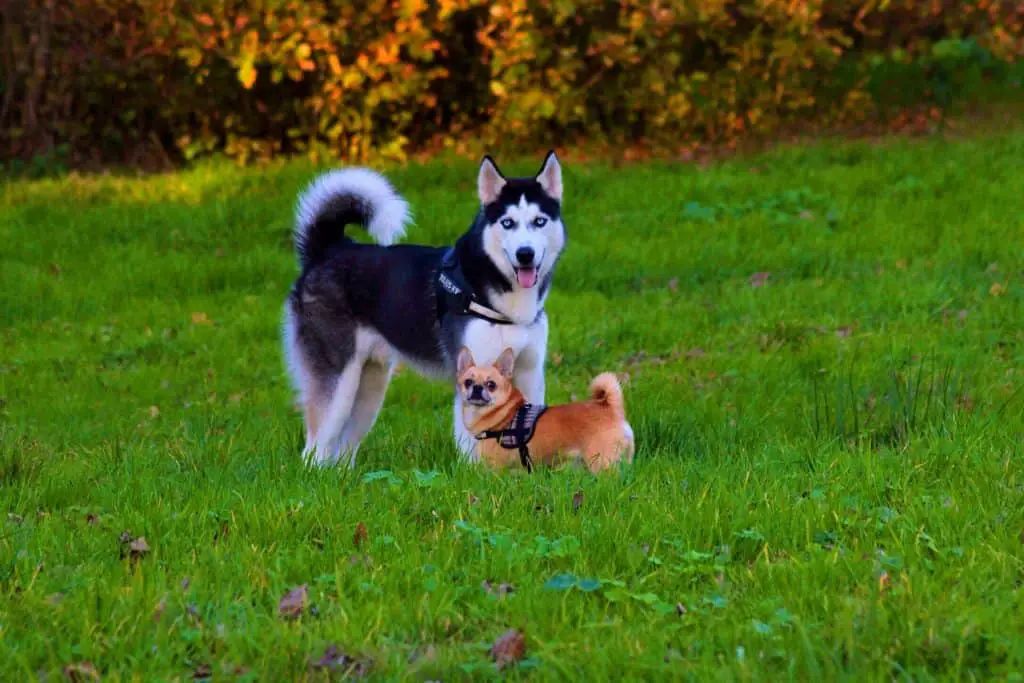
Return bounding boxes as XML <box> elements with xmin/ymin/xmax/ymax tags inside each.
<box><xmin>436</xmin><ymin>248</ymin><xmax>517</xmax><ymax>325</ymax></box>
<box><xmin>475</xmin><ymin>403</ymin><xmax>548</xmax><ymax>473</ymax></box>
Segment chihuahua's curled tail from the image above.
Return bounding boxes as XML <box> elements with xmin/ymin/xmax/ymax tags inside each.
<box><xmin>589</xmin><ymin>372</ymin><xmax>626</xmax><ymax>419</ymax></box>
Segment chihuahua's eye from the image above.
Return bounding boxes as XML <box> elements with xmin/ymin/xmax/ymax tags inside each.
<box><xmin>463</xmin><ymin>379</ymin><xmax>473</xmax><ymax>389</ymax></box>
<box><xmin>500</xmin><ymin>218</ymin><xmax>515</xmax><ymax>230</ymax></box>
<box><xmin>532</xmin><ymin>216</ymin><xmax>547</xmax><ymax>228</ymax></box>
<box><xmin>485</xmin><ymin>381</ymin><xmax>497</xmax><ymax>392</ymax></box>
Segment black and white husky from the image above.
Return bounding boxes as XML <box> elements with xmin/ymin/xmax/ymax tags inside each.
<box><xmin>283</xmin><ymin>152</ymin><xmax>566</xmax><ymax>466</ymax></box>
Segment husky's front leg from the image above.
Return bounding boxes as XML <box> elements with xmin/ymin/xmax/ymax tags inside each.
<box><xmin>514</xmin><ymin>315</ymin><xmax>548</xmax><ymax>404</ymax></box>
<box><xmin>453</xmin><ymin>394</ymin><xmax>481</xmax><ymax>462</ymax></box>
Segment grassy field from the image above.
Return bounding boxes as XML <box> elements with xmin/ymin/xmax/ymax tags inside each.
<box><xmin>2</xmin><ymin>131</ymin><xmax>1023</xmax><ymax>681</ymax></box>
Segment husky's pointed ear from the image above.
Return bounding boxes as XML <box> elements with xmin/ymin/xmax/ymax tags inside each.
<box><xmin>456</xmin><ymin>347</ymin><xmax>475</xmax><ymax>376</ymax></box>
<box><xmin>494</xmin><ymin>347</ymin><xmax>516</xmax><ymax>378</ymax></box>
<box><xmin>477</xmin><ymin>156</ymin><xmax>506</xmax><ymax>206</ymax></box>
<box><xmin>535</xmin><ymin>150</ymin><xmax>562</xmax><ymax>201</ymax></box>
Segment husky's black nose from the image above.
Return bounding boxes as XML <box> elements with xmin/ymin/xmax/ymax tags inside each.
<box><xmin>515</xmin><ymin>246</ymin><xmax>535</xmax><ymax>266</ymax></box>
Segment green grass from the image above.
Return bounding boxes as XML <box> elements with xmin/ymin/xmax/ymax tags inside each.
<box><xmin>2</xmin><ymin>132</ymin><xmax>1023</xmax><ymax>681</ymax></box>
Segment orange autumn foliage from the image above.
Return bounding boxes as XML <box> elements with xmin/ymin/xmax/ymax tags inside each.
<box><xmin>2</xmin><ymin>0</ymin><xmax>1022</xmax><ymax>167</ymax></box>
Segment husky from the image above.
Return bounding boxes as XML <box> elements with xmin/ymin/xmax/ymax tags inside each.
<box><xmin>283</xmin><ymin>151</ymin><xmax>566</xmax><ymax>467</ymax></box>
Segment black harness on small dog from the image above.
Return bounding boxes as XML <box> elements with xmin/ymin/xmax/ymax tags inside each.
<box><xmin>475</xmin><ymin>403</ymin><xmax>548</xmax><ymax>473</ymax></box>
<box><xmin>436</xmin><ymin>248</ymin><xmax>516</xmax><ymax>325</ymax></box>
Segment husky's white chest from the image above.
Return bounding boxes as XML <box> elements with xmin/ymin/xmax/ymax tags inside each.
<box><xmin>460</xmin><ymin>318</ymin><xmax>541</xmax><ymax>366</ymax></box>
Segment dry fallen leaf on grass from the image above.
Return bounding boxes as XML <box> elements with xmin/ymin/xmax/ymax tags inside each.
<box><xmin>129</xmin><ymin>537</ymin><xmax>150</xmax><ymax>559</ymax></box>
<box><xmin>62</xmin><ymin>662</ymin><xmax>99</xmax><ymax>682</ymax></box>
<box><xmin>118</xmin><ymin>530</ymin><xmax>150</xmax><ymax>560</ymax></box>
<box><xmin>353</xmin><ymin>522</ymin><xmax>368</xmax><ymax>548</ymax></box>
<box><xmin>490</xmin><ymin>629</ymin><xmax>527</xmax><ymax>670</ymax></box>
<box><xmin>153</xmin><ymin>595</ymin><xmax>167</xmax><ymax>623</ymax></box>
<box><xmin>312</xmin><ymin>644</ymin><xmax>371</xmax><ymax>677</ymax></box>
<box><xmin>482</xmin><ymin>580</ymin><xmax>515</xmax><ymax>597</ymax></box>
<box><xmin>191</xmin><ymin>312</ymin><xmax>212</xmax><ymax>325</ymax></box>
<box><xmin>749</xmin><ymin>271</ymin><xmax>771</xmax><ymax>288</ymax></box>
<box><xmin>192</xmin><ymin>663</ymin><xmax>212</xmax><ymax>680</ymax></box>
<box><xmin>279</xmin><ymin>584</ymin><xmax>308</xmax><ymax>620</ymax></box>
<box><xmin>409</xmin><ymin>644</ymin><xmax>437</xmax><ymax>664</ymax></box>
<box><xmin>572</xmin><ymin>490</ymin><xmax>584</xmax><ymax>514</ymax></box>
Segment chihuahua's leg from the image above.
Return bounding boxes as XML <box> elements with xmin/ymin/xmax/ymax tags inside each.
<box><xmin>514</xmin><ymin>313</ymin><xmax>548</xmax><ymax>404</ymax></box>
<box><xmin>583</xmin><ymin>429</ymin><xmax>633</xmax><ymax>473</ymax></box>
<box><xmin>583</xmin><ymin>442</ymin><xmax>618</xmax><ymax>474</ymax></box>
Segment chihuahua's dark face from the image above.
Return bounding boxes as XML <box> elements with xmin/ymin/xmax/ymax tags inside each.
<box><xmin>456</xmin><ymin>347</ymin><xmax>516</xmax><ymax>409</ymax></box>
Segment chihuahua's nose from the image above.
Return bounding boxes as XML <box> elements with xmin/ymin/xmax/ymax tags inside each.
<box><xmin>515</xmin><ymin>246</ymin><xmax>535</xmax><ymax>266</ymax></box>
<box><xmin>470</xmin><ymin>385</ymin><xmax>485</xmax><ymax>399</ymax></box>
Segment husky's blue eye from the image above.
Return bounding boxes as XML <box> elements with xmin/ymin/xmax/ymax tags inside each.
<box><xmin>500</xmin><ymin>218</ymin><xmax>515</xmax><ymax>229</ymax></box>
<box><xmin>532</xmin><ymin>216</ymin><xmax>548</xmax><ymax>227</ymax></box>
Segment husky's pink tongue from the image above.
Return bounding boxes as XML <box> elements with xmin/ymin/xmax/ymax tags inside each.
<box><xmin>516</xmin><ymin>267</ymin><xmax>538</xmax><ymax>288</ymax></box>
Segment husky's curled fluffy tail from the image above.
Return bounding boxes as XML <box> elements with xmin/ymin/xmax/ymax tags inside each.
<box><xmin>589</xmin><ymin>372</ymin><xmax>626</xmax><ymax>419</ymax></box>
<box><xmin>294</xmin><ymin>169</ymin><xmax>412</xmax><ymax>270</ymax></box>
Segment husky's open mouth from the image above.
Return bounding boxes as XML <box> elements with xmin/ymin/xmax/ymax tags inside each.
<box><xmin>514</xmin><ymin>266</ymin><xmax>538</xmax><ymax>288</ymax></box>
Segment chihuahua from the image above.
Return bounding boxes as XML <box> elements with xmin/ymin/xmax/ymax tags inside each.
<box><xmin>456</xmin><ymin>347</ymin><xmax>635</xmax><ymax>473</ymax></box>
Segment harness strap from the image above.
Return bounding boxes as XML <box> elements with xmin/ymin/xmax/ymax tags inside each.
<box><xmin>474</xmin><ymin>403</ymin><xmax>547</xmax><ymax>473</ymax></box>
<box><xmin>436</xmin><ymin>248</ymin><xmax>526</xmax><ymax>326</ymax></box>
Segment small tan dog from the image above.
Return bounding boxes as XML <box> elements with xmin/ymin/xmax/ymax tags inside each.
<box><xmin>457</xmin><ymin>347</ymin><xmax>635</xmax><ymax>473</ymax></box>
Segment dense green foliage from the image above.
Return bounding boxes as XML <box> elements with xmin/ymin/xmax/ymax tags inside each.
<box><xmin>2</xmin><ymin>0</ymin><xmax>1022</xmax><ymax>168</ymax></box>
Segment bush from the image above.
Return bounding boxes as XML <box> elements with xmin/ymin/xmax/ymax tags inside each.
<box><xmin>2</xmin><ymin>0</ymin><xmax>1022</xmax><ymax>168</ymax></box>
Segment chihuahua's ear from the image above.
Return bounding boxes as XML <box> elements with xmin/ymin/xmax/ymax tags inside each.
<box><xmin>494</xmin><ymin>347</ymin><xmax>516</xmax><ymax>378</ymax></box>
<box><xmin>456</xmin><ymin>347</ymin><xmax>475</xmax><ymax>376</ymax></box>
<box><xmin>535</xmin><ymin>150</ymin><xmax>562</xmax><ymax>202</ymax></box>
<box><xmin>477</xmin><ymin>156</ymin><xmax>506</xmax><ymax>206</ymax></box>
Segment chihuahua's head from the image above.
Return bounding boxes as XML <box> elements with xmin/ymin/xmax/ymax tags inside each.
<box><xmin>456</xmin><ymin>347</ymin><xmax>516</xmax><ymax>409</ymax></box>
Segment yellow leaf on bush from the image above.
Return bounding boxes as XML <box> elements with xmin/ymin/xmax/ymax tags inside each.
<box><xmin>299</xmin><ymin>59</ymin><xmax>316</xmax><ymax>71</ymax></box>
<box><xmin>196</xmin><ymin>13</ymin><xmax>215</xmax><ymax>27</ymax></box>
<box><xmin>328</xmin><ymin>54</ymin><xmax>342</xmax><ymax>75</ymax></box>
<box><xmin>490</xmin><ymin>81</ymin><xmax>507</xmax><ymax>97</ymax></box>
<box><xmin>242</xmin><ymin>29</ymin><xmax>259</xmax><ymax>53</ymax></box>
<box><xmin>179</xmin><ymin>47</ymin><xmax>203</xmax><ymax>68</ymax></box>
<box><xmin>342</xmin><ymin>71</ymin><xmax>362</xmax><ymax>88</ymax></box>
<box><xmin>296</xmin><ymin>43</ymin><xmax>312</xmax><ymax>59</ymax></box>
<box><xmin>238</xmin><ymin>60</ymin><xmax>257</xmax><ymax>89</ymax></box>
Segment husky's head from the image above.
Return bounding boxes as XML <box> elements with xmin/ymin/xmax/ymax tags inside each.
<box><xmin>476</xmin><ymin>151</ymin><xmax>565</xmax><ymax>290</ymax></box>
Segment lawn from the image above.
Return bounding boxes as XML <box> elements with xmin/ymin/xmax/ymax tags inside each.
<box><xmin>1</xmin><ymin>131</ymin><xmax>1023</xmax><ymax>681</ymax></box>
